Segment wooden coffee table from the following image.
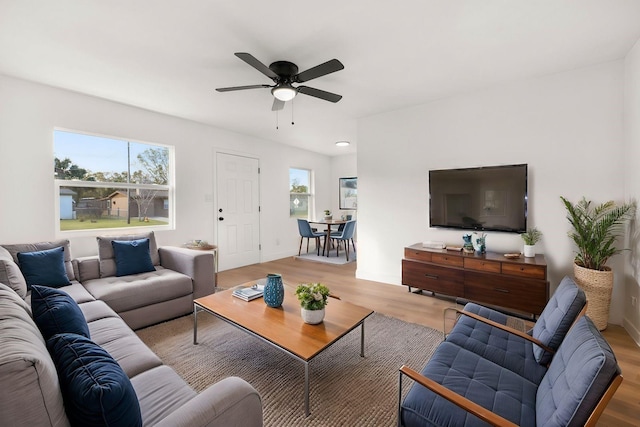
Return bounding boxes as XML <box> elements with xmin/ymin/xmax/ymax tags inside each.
<box><xmin>193</xmin><ymin>281</ymin><xmax>374</xmax><ymax>416</ymax></box>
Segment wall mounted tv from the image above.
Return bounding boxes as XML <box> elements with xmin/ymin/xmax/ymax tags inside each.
<box><xmin>429</xmin><ymin>164</ymin><xmax>527</xmax><ymax>233</ymax></box>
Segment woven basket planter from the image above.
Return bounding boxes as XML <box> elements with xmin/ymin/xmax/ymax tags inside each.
<box><xmin>573</xmin><ymin>263</ymin><xmax>613</xmax><ymax>331</ymax></box>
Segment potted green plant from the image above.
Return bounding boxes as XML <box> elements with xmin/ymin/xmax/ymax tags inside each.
<box><xmin>323</xmin><ymin>210</ymin><xmax>332</xmax><ymax>220</ymax></box>
<box><xmin>295</xmin><ymin>283</ymin><xmax>330</xmax><ymax>324</ymax></box>
<box><xmin>520</xmin><ymin>227</ymin><xmax>542</xmax><ymax>258</ymax></box>
<box><xmin>560</xmin><ymin>196</ymin><xmax>636</xmax><ymax>330</ymax></box>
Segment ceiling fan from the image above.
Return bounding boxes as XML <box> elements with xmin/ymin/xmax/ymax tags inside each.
<box><xmin>216</xmin><ymin>52</ymin><xmax>344</xmax><ymax>111</ymax></box>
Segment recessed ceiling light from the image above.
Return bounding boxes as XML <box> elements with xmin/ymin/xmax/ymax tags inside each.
<box><xmin>335</xmin><ymin>141</ymin><xmax>350</xmax><ymax>147</ymax></box>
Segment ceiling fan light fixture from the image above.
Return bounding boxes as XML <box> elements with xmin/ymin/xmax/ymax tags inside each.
<box><xmin>272</xmin><ymin>85</ymin><xmax>297</xmax><ymax>101</ymax></box>
<box><xmin>335</xmin><ymin>141</ymin><xmax>350</xmax><ymax>147</ymax></box>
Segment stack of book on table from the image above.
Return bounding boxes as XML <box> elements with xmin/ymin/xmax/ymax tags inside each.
<box><xmin>232</xmin><ymin>285</ymin><xmax>264</xmax><ymax>301</ymax></box>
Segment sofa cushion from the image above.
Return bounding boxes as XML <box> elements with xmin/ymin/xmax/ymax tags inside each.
<box><xmin>112</xmin><ymin>238</ymin><xmax>156</xmax><ymax>277</ymax></box>
<box><xmin>88</xmin><ymin>316</ymin><xmax>163</xmax><ymax>379</ymax></box>
<box><xmin>82</xmin><ymin>267</ymin><xmax>193</xmax><ymax>313</ymax></box>
<box><xmin>17</xmin><ymin>246</ymin><xmax>71</xmax><ymax>289</ymax></box>
<box><xmin>0</xmin><ymin>283</ymin><xmax>68</xmax><ymax>427</ymax></box>
<box><xmin>536</xmin><ymin>316</ymin><xmax>620</xmax><ymax>426</ymax></box>
<box><xmin>47</xmin><ymin>333</ymin><xmax>142</xmax><ymax>427</ymax></box>
<box><xmin>31</xmin><ymin>285</ymin><xmax>90</xmax><ymax>341</ymax></box>
<box><xmin>446</xmin><ymin>310</ymin><xmax>548</xmax><ymax>384</ymax></box>
<box><xmin>532</xmin><ymin>276</ymin><xmax>586</xmax><ymax>364</ymax></box>
<box><xmin>401</xmin><ymin>341</ymin><xmax>537</xmax><ymax>427</ymax></box>
<box><xmin>2</xmin><ymin>239</ymin><xmax>76</xmax><ymax>282</ymax></box>
<box><xmin>130</xmin><ymin>365</ymin><xmax>197</xmax><ymax>426</ymax></box>
<box><xmin>0</xmin><ymin>246</ymin><xmax>27</xmax><ymax>298</ymax></box>
<box><xmin>97</xmin><ymin>232</ymin><xmax>159</xmax><ymax>278</ymax></box>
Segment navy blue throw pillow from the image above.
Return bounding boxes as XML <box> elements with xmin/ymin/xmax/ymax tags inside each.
<box><xmin>17</xmin><ymin>246</ymin><xmax>70</xmax><ymax>289</ymax></box>
<box><xmin>111</xmin><ymin>238</ymin><xmax>155</xmax><ymax>277</ymax></box>
<box><xmin>31</xmin><ymin>285</ymin><xmax>90</xmax><ymax>341</ymax></box>
<box><xmin>47</xmin><ymin>333</ymin><xmax>142</xmax><ymax>427</ymax></box>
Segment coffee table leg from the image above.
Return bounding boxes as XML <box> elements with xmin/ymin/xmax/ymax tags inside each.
<box><xmin>193</xmin><ymin>304</ymin><xmax>199</xmax><ymax>345</ymax></box>
<box><xmin>360</xmin><ymin>321</ymin><xmax>365</xmax><ymax>357</ymax></box>
<box><xmin>304</xmin><ymin>361</ymin><xmax>310</xmax><ymax>416</ymax></box>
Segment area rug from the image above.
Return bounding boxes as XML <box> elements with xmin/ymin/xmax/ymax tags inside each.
<box><xmin>136</xmin><ymin>312</ymin><xmax>442</xmax><ymax>426</ymax></box>
<box><xmin>294</xmin><ymin>250</ymin><xmax>356</xmax><ymax>265</ymax></box>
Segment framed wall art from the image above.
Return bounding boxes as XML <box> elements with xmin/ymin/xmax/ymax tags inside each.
<box><xmin>339</xmin><ymin>177</ymin><xmax>357</xmax><ymax>210</ymax></box>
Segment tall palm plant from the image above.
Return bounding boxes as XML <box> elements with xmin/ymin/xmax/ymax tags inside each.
<box><xmin>560</xmin><ymin>196</ymin><xmax>636</xmax><ymax>271</ymax></box>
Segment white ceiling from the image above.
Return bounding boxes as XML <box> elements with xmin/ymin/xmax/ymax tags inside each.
<box><xmin>1</xmin><ymin>1</ymin><xmax>640</xmax><ymax>156</ymax></box>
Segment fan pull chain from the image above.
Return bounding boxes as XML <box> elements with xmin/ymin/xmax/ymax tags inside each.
<box><xmin>291</xmin><ymin>100</ymin><xmax>295</xmax><ymax>125</ymax></box>
<box><xmin>276</xmin><ymin>110</ymin><xmax>279</xmax><ymax>130</ymax></box>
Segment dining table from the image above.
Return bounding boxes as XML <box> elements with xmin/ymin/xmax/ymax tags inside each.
<box><xmin>308</xmin><ymin>219</ymin><xmax>347</xmax><ymax>257</ymax></box>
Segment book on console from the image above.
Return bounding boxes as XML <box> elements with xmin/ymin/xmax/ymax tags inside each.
<box><xmin>232</xmin><ymin>285</ymin><xmax>264</xmax><ymax>301</ymax></box>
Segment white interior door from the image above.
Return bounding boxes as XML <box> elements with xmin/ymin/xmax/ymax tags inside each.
<box><xmin>216</xmin><ymin>153</ymin><xmax>260</xmax><ymax>270</ymax></box>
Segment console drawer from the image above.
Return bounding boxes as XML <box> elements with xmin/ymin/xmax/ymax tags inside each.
<box><xmin>464</xmin><ymin>258</ymin><xmax>501</xmax><ymax>274</ymax></box>
<box><xmin>502</xmin><ymin>263</ymin><xmax>546</xmax><ymax>280</ymax></box>
<box><xmin>431</xmin><ymin>253</ymin><xmax>464</xmax><ymax>267</ymax></box>
<box><xmin>404</xmin><ymin>248</ymin><xmax>432</xmax><ymax>263</ymax></box>
<box><xmin>464</xmin><ymin>271</ymin><xmax>548</xmax><ymax>314</ymax></box>
<box><xmin>402</xmin><ymin>259</ymin><xmax>464</xmax><ymax>295</ymax></box>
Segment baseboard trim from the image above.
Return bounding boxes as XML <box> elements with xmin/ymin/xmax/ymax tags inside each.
<box><xmin>623</xmin><ymin>317</ymin><xmax>640</xmax><ymax>347</ymax></box>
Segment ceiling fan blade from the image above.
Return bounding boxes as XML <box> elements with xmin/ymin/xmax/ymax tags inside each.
<box><xmin>215</xmin><ymin>84</ymin><xmax>271</xmax><ymax>92</ymax></box>
<box><xmin>235</xmin><ymin>52</ymin><xmax>278</xmax><ymax>80</ymax></box>
<box><xmin>294</xmin><ymin>59</ymin><xmax>344</xmax><ymax>83</ymax></box>
<box><xmin>297</xmin><ymin>86</ymin><xmax>343</xmax><ymax>103</ymax></box>
<box><xmin>272</xmin><ymin>98</ymin><xmax>285</xmax><ymax>111</ymax></box>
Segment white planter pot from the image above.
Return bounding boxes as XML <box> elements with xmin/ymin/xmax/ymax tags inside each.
<box><xmin>523</xmin><ymin>245</ymin><xmax>536</xmax><ymax>258</ymax></box>
<box><xmin>301</xmin><ymin>308</ymin><xmax>325</xmax><ymax>324</ymax></box>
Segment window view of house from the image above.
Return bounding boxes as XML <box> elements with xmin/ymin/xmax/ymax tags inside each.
<box><xmin>54</xmin><ymin>130</ymin><xmax>173</xmax><ymax>231</ymax></box>
<box><xmin>290</xmin><ymin>168</ymin><xmax>312</xmax><ymax>219</ymax></box>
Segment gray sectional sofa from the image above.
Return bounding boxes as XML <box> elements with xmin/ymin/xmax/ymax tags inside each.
<box><xmin>399</xmin><ymin>276</ymin><xmax>621</xmax><ymax>427</ymax></box>
<box><xmin>0</xmin><ymin>236</ymin><xmax>263</xmax><ymax>426</ymax></box>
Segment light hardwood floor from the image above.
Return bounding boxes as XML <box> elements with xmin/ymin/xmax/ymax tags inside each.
<box><xmin>217</xmin><ymin>256</ymin><xmax>640</xmax><ymax>426</ymax></box>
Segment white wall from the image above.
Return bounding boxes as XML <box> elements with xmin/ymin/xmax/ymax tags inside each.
<box><xmin>624</xmin><ymin>38</ymin><xmax>640</xmax><ymax>343</ymax></box>
<box><xmin>0</xmin><ymin>75</ymin><xmax>332</xmax><ymax>264</ymax></box>
<box><xmin>357</xmin><ymin>61</ymin><xmax>628</xmax><ymax>324</ymax></box>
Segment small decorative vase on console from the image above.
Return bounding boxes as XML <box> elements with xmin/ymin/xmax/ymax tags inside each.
<box><xmin>264</xmin><ymin>273</ymin><xmax>284</xmax><ymax>308</ymax></box>
<box><xmin>472</xmin><ymin>232</ymin><xmax>486</xmax><ymax>254</ymax></box>
<box><xmin>301</xmin><ymin>308</ymin><xmax>325</xmax><ymax>324</ymax></box>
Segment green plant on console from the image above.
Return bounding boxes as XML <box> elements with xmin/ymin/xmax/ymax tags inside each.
<box><xmin>295</xmin><ymin>283</ymin><xmax>330</xmax><ymax>311</ymax></box>
<box><xmin>560</xmin><ymin>196</ymin><xmax>636</xmax><ymax>271</ymax></box>
<box><xmin>520</xmin><ymin>227</ymin><xmax>543</xmax><ymax>245</ymax></box>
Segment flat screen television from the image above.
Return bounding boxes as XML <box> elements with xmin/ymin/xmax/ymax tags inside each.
<box><xmin>429</xmin><ymin>164</ymin><xmax>527</xmax><ymax>233</ymax></box>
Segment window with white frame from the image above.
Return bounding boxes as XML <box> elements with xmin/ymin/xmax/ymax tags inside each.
<box><xmin>290</xmin><ymin>168</ymin><xmax>312</xmax><ymax>219</ymax></box>
<box><xmin>54</xmin><ymin>130</ymin><xmax>173</xmax><ymax>232</ymax></box>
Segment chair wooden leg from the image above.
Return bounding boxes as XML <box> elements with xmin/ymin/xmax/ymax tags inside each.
<box><xmin>345</xmin><ymin>241</ymin><xmax>350</xmax><ymax>261</ymax></box>
<box><xmin>316</xmin><ymin>237</ymin><xmax>320</xmax><ymax>256</ymax></box>
<box><xmin>298</xmin><ymin>237</ymin><xmax>303</xmax><ymax>256</ymax></box>
<box><xmin>352</xmin><ymin>239</ymin><xmax>356</xmax><ymax>252</ymax></box>
<box><xmin>307</xmin><ymin>238</ymin><xmax>310</xmax><ymax>254</ymax></box>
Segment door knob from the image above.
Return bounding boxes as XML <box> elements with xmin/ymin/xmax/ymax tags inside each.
<box><xmin>218</xmin><ymin>217</ymin><xmax>224</xmax><ymax>221</ymax></box>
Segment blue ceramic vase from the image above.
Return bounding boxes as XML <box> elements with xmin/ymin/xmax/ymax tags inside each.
<box><xmin>264</xmin><ymin>273</ymin><xmax>284</xmax><ymax>308</ymax></box>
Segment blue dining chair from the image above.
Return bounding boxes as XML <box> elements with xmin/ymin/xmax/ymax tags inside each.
<box><xmin>332</xmin><ymin>220</ymin><xmax>356</xmax><ymax>261</ymax></box>
<box><xmin>297</xmin><ymin>219</ymin><xmax>326</xmax><ymax>256</ymax></box>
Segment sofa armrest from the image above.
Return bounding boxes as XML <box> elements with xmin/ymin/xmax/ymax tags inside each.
<box><xmin>155</xmin><ymin>377</ymin><xmax>262</xmax><ymax>427</ymax></box>
<box><xmin>159</xmin><ymin>247</ymin><xmax>214</xmax><ymax>299</ymax></box>
<box><xmin>399</xmin><ymin>366</ymin><xmax>517</xmax><ymax>427</ymax></box>
<box><xmin>73</xmin><ymin>256</ymin><xmax>100</xmax><ymax>282</ymax></box>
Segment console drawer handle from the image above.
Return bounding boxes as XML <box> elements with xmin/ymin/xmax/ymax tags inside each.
<box><xmin>425</xmin><ymin>274</ymin><xmax>439</xmax><ymax>280</ymax></box>
<box><xmin>494</xmin><ymin>288</ymin><xmax>510</xmax><ymax>293</ymax></box>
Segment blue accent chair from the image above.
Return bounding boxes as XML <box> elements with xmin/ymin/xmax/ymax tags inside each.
<box><xmin>398</xmin><ymin>277</ymin><xmax>621</xmax><ymax>427</ymax></box>
<box><xmin>297</xmin><ymin>219</ymin><xmax>326</xmax><ymax>256</ymax></box>
<box><xmin>332</xmin><ymin>220</ymin><xmax>356</xmax><ymax>260</ymax></box>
